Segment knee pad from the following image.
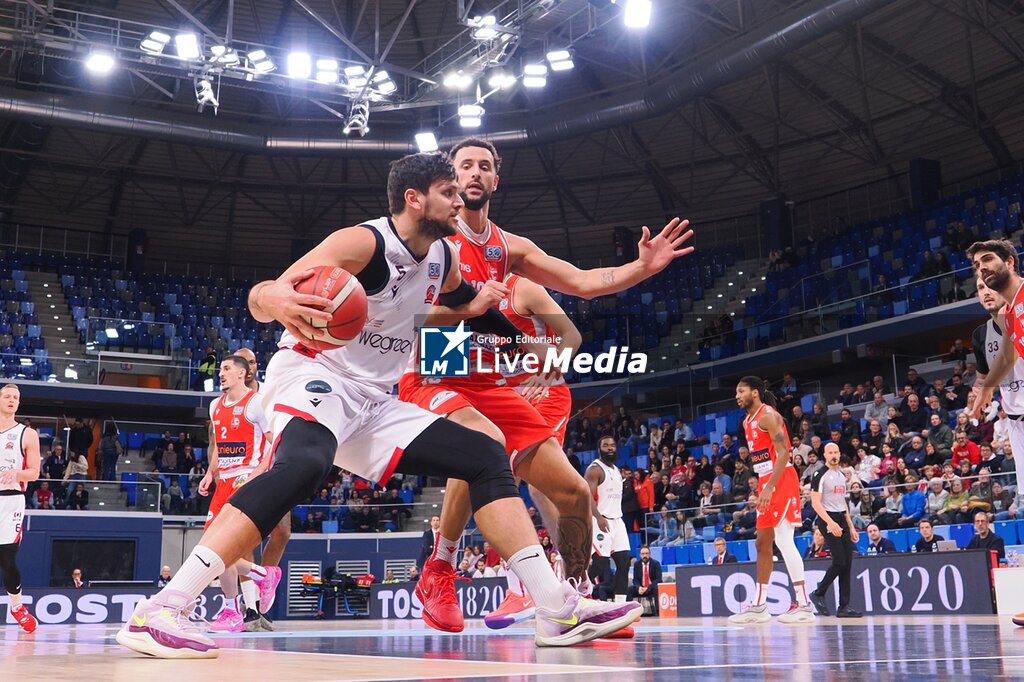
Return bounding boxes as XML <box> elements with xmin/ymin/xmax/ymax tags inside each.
<box><xmin>230</xmin><ymin>419</ymin><xmax>336</xmax><ymax>537</ymax></box>
<box><xmin>0</xmin><ymin>544</ymin><xmax>21</xmax><ymax>594</ymax></box>
<box><xmin>463</xmin><ymin>432</ymin><xmax>518</xmax><ymax>511</ymax></box>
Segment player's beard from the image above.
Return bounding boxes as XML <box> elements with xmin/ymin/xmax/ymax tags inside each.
<box><xmin>985</xmin><ymin>264</ymin><xmax>1011</xmax><ymax>292</ymax></box>
<box><xmin>460</xmin><ymin>189</ymin><xmax>492</xmax><ymax>211</ymax></box>
<box><xmin>418</xmin><ymin>215</ymin><xmax>456</xmax><ymax>240</ymax></box>
<box><xmin>599</xmin><ymin>451</ymin><xmax>617</xmax><ymax>465</ymax></box>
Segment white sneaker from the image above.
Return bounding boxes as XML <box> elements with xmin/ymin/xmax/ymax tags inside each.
<box><xmin>728</xmin><ymin>603</ymin><xmax>771</xmax><ymax>624</ymax></box>
<box><xmin>777</xmin><ymin>602</ymin><xmax>815</xmax><ymax>623</ymax></box>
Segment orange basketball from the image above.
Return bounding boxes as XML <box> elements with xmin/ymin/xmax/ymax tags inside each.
<box><xmin>293</xmin><ymin>265</ymin><xmax>368</xmax><ymax>350</ymax></box>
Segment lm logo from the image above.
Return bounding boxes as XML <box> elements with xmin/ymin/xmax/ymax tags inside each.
<box><xmin>418</xmin><ymin>321</ymin><xmax>472</xmax><ymax>377</ymax></box>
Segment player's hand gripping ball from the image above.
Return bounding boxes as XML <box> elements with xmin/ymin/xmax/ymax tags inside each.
<box><xmin>293</xmin><ymin>266</ymin><xmax>368</xmax><ymax>350</ymax></box>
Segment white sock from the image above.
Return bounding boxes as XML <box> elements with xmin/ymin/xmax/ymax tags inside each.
<box><xmin>8</xmin><ymin>592</ymin><xmax>22</xmax><ymax>610</ymax></box>
<box><xmin>161</xmin><ymin>545</ymin><xmax>225</xmax><ymax>601</ymax></box>
<box><xmin>240</xmin><ymin>578</ymin><xmax>260</xmax><ymax>611</ymax></box>
<box><xmin>794</xmin><ymin>582</ymin><xmax>808</xmax><ymax>607</ymax></box>
<box><xmin>507</xmin><ymin>545</ymin><xmax>563</xmax><ymax>611</ymax></box>
<box><xmin>505</xmin><ymin>565</ymin><xmax>526</xmax><ymax>597</ymax></box>
<box><xmin>245</xmin><ymin>564</ymin><xmax>268</xmax><ymax>581</ymax></box>
<box><xmin>433</xmin><ymin>534</ymin><xmax>460</xmax><ymax>568</ymax></box>
<box><xmin>754</xmin><ymin>584</ymin><xmax>768</xmax><ymax>607</ymax></box>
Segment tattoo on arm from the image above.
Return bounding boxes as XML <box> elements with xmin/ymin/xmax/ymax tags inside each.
<box><xmin>557</xmin><ymin>515</ymin><xmax>592</xmax><ymax>582</ymax></box>
<box><xmin>601</xmin><ymin>271</ymin><xmax>615</xmax><ymax>286</ymax></box>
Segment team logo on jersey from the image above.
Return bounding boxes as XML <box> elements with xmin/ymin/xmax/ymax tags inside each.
<box><xmin>595</xmin><ymin>533</ymin><xmax>606</xmax><ymax>542</ymax></box>
<box><xmin>418</xmin><ymin>321</ymin><xmax>471</xmax><ymax>377</ymax></box>
<box><xmin>429</xmin><ymin>390</ymin><xmax>459</xmax><ymax>411</ymax></box>
<box><xmin>499</xmin><ymin>299</ymin><xmax>509</xmax><ymax>311</ymax></box>
<box><xmin>230</xmin><ymin>417</ymin><xmax>240</xmax><ymax>430</ymax></box>
<box><xmin>428</xmin><ymin>263</ymin><xmax>441</xmax><ymax>280</ymax></box>
<box><xmin>424</xmin><ymin>285</ymin><xmax>437</xmax><ymax>304</ymax></box>
<box><xmin>4</xmin><ymin>442</ymin><xmax>12</xmax><ymax>450</ymax></box>
<box><xmin>750</xmin><ymin>420</ymin><xmax>758</xmax><ymax>431</ymax></box>
<box><xmin>232</xmin><ymin>406</ymin><xmax>244</xmax><ymax>415</ymax></box>
<box><xmin>453</xmin><ymin>239</ymin><xmax>462</xmax><ymax>250</ymax></box>
<box><xmin>485</xmin><ymin>245</ymin><xmax>503</xmax><ymax>262</ymax></box>
<box><xmin>305</xmin><ymin>380</ymin><xmax>332</xmax><ymax>393</ymax></box>
<box><xmin>1016</xmin><ymin>303</ymin><xmax>1024</xmax><ymax>317</ymax></box>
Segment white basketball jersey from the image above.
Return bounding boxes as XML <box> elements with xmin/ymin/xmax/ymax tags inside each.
<box><xmin>279</xmin><ymin>217</ymin><xmax>449</xmax><ymax>395</ymax></box>
<box><xmin>0</xmin><ymin>423</ymin><xmax>28</xmax><ymax>492</ymax></box>
<box><xmin>980</xmin><ymin>319</ymin><xmax>1024</xmax><ymax>414</ymax></box>
<box><xmin>590</xmin><ymin>458</ymin><xmax>623</xmax><ymax>519</ymax></box>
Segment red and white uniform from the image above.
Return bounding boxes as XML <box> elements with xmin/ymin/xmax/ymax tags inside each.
<box><xmin>399</xmin><ymin>218</ymin><xmax>554</xmax><ymax>469</ymax></box>
<box><xmin>499</xmin><ymin>273</ymin><xmax>572</xmax><ymax>446</ymax></box>
<box><xmin>0</xmin><ymin>422</ymin><xmax>29</xmax><ymax>545</ymax></box>
<box><xmin>206</xmin><ymin>388</ymin><xmax>269</xmax><ymax>529</ymax></box>
<box><xmin>743</xmin><ymin>404</ymin><xmax>801</xmax><ymax>529</ymax></box>
<box><xmin>1004</xmin><ymin>282</ymin><xmax>1024</xmax><ymax>358</ymax></box>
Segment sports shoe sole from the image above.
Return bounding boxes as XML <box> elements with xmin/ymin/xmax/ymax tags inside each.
<box><xmin>115</xmin><ymin>627</ymin><xmax>219</xmax><ymax>659</ymax></box>
<box><xmin>535</xmin><ymin>603</ymin><xmax>642</xmax><ymax>647</ymax></box>
<box><xmin>415</xmin><ymin>583</ymin><xmax>465</xmax><ymax>633</ymax></box>
<box><xmin>727</xmin><ymin>611</ymin><xmax>772</xmax><ymax>624</ymax></box>
<box><xmin>484</xmin><ymin>606</ymin><xmax>536</xmax><ymax>630</ymax></box>
<box><xmin>777</xmin><ymin>612</ymin><xmax>816</xmax><ymax>624</ymax></box>
<box><xmin>1013</xmin><ymin>614</ymin><xmax>1024</xmax><ymax>627</ymax></box>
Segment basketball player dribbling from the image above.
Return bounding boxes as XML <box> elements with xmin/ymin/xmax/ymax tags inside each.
<box><xmin>399</xmin><ymin>138</ymin><xmax>693</xmax><ymax>633</ymax></box>
<box><xmin>728</xmin><ymin>377</ymin><xmax>815</xmax><ymax>624</ymax></box>
<box><xmin>116</xmin><ymin>152</ymin><xmax>641</xmax><ymax>659</ymax></box>
<box><xmin>201</xmin><ymin>356</ymin><xmax>281</xmax><ymax>633</ymax></box>
<box><xmin>0</xmin><ymin>383</ymin><xmax>41</xmax><ymax>633</ymax></box>
<box><xmin>483</xmin><ymin>272</ymin><xmax>581</xmax><ymax>629</ymax></box>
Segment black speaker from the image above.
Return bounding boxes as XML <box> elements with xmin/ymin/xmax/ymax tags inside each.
<box><xmin>127</xmin><ymin>228</ymin><xmax>147</xmax><ymax>275</ymax></box>
<box><xmin>909</xmin><ymin>158</ymin><xmax>942</xmax><ymax>209</ymax></box>
<box><xmin>612</xmin><ymin>226</ymin><xmax>635</xmax><ymax>265</ymax></box>
<box><xmin>760</xmin><ymin>196</ymin><xmax>791</xmax><ymax>253</ymax></box>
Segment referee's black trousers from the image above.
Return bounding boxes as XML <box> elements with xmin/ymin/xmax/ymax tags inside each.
<box><xmin>814</xmin><ymin>512</ymin><xmax>855</xmax><ymax>609</ymax></box>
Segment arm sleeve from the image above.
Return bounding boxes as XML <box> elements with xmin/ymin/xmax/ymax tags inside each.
<box><xmin>809</xmin><ymin>467</ymin><xmax>826</xmax><ymax>494</ymax></box>
<box><xmin>972</xmin><ymin>323</ymin><xmax>990</xmax><ymax>375</ymax></box>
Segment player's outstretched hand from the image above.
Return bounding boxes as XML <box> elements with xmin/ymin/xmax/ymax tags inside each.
<box><xmin>464</xmin><ymin>280</ymin><xmax>510</xmax><ymax>317</ymax></box>
<box><xmin>258</xmin><ymin>270</ymin><xmax>334</xmax><ymax>341</ymax></box>
<box><xmin>198</xmin><ymin>471</ymin><xmax>215</xmax><ymax>497</ymax></box>
<box><xmin>637</xmin><ymin>218</ymin><xmax>694</xmax><ymax>275</ymax></box>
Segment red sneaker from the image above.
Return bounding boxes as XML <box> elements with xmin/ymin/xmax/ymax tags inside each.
<box><xmin>12</xmin><ymin>605</ymin><xmax>37</xmax><ymax>633</ymax></box>
<box><xmin>415</xmin><ymin>559</ymin><xmax>465</xmax><ymax>633</ymax></box>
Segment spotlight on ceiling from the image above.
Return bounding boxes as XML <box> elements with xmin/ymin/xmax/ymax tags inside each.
<box><xmin>522</xmin><ymin>63</ymin><xmax>548</xmax><ymax>88</ymax></box>
<box><xmin>443</xmin><ymin>71</ymin><xmax>473</xmax><ymax>89</ymax></box>
<box><xmin>345</xmin><ymin>65</ymin><xmax>368</xmax><ymax>88</ymax></box>
<box><xmin>621</xmin><ymin>0</ymin><xmax>652</xmax><ymax>28</ymax></box>
<box><xmin>247</xmin><ymin>49</ymin><xmax>275</xmax><ymax>74</ymax></box>
<box><xmin>84</xmin><ymin>51</ymin><xmax>116</xmax><ymax>74</ymax></box>
<box><xmin>140</xmin><ymin>31</ymin><xmax>171</xmax><ymax>55</ymax></box>
<box><xmin>546</xmin><ymin>49</ymin><xmax>574</xmax><ymax>72</ymax></box>
<box><xmin>209</xmin><ymin>45</ymin><xmax>239</xmax><ymax>66</ymax></box>
<box><xmin>469</xmin><ymin>15</ymin><xmax>498</xmax><ymax>40</ymax></box>
<box><xmin>487</xmin><ymin>71</ymin><xmax>517</xmax><ymax>90</ymax></box>
<box><xmin>415</xmin><ymin>132</ymin><xmax>439</xmax><ymax>153</ymax></box>
<box><xmin>194</xmin><ymin>77</ymin><xmax>219</xmax><ymax>112</ymax></box>
<box><xmin>458</xmin><ymin>103</ymin><xmax>485</xmax><ymax>128</ymax></box>
<box><xmin>174</xmin><ymin>33</ymin><xmax>201</xmax><ymax>60</ymax></box>
<box><xmin>343</xmin><ymin>100</ymin><xmax>370</xmax><ymax>136</ymax></box>
<box><xmin>286</xmin><ymin>51</ymin><xmax>312</xmax><ymax>79</ymax></box>
<box><xmin>315</xmin><ymin>58</ymin><xmax>339</xmax><ymax>84</ymax></box>
<box><xmin>372</xmin><ymin>70</ymin><xmax>397</xmax><ymax>95</ymax></box>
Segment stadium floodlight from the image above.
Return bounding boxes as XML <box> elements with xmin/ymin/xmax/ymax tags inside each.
<box><xmin>174</xmin><ymin>33</ymin><xmax>201</xmax><ymax>60</ymax></box>
<box><xmin>105</xmin><ymin>327</ymin><xmax>119</xmax><ymax>339</ymax></box>
<box><xmin>286</xmin><ymin>51</ymin><xmax>312</xmax><ymax>79</ymax></box>
<box><xmin>247</xmin><ymin>49</ymin><xmax>275</xmax><ymax>74</ymax></box>
<box><xmin>443</xmin><ymin>71</ymin><xmax>473</xmax><ymax>89</ymax></box>
<box><xmin>372</xmin><ymin>70</ymin><xmax>397</xmax><ymax>95</ymax></box>
<box><xmin>458</xmin><ymin>103</ymin><xmax>485</xmax><ymax>128</ymax></box>
<box><xmin>546</xmin><ymin>49</ymin><xmax>574</xmax><ymax>71</ymax></box>
<box><xmin>415</xmin><ymin>132</ymin><xmax>439</xmax><ymax>152</ymax></box>
<box><xmin>488</xmin><ymin>71</ymin><xmax>517</xmax><ymax>90</ymax></box>
<box><xmin>522</xmin><ymin>63</ymin><xmax>548</xmax><ymax>88</ymax></box>
<box><xmin>469</xmin><ymin>15</ymin><xmax>498</xmax><ymax>40</ymax></box>
<box><xmin>345</xmin><ymin>65</ymin><xmax>366</xmax><ymax>77</ymax></box>
<box><xmin>140</xmin><ymin>30</ymin><xmax>171</xmax><ymax>55</ymax></box>
<box><xmin>316</xmin><ymin>58</ymin><xmax>339</xmax><ymax>83</ymax></box>
<box><xmin>84</xmin><ymin>51</ymin><xmax>116</xmax><ymax>74</ymax></box>
<box><xmin>343</xmin><ymin>100</ymin><xmax>370</xmax><ymax>136</ymax></box>
<box><xmin>209</xmin><ymin>45</ymin><xmax>239</xmax><ymax>66</ymax></box>
<box><xmin>623</xmin><ymin>0</ymin><xmax>652</xmax><ymax>28</ymax></box>
<box><xmin>64</xmin><ymin>367</ymin><xmax>78</xmax><ymax>380</ymax></box>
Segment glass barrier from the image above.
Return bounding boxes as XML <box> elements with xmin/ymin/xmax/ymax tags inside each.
<box><xmin>26</xmin><ymin>478</ymin><xmax>163</xmax><ymax>513</ymax></box>
<box><xmin>2</xmin><ymin>352</ymin><xmax>197</xmax><ymax>390</ymax></box>
<box><xmin>84</xmin><ymin>316</ymin><xmax>177</xmax><ymax>356</ymax></box>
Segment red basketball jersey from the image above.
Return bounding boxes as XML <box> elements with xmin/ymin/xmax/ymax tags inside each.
<box><xmin>499</xmin><ymin>273</ymin><xmax>560</xmax><ymax>387</ymax></box>
<box><xmin>1004</xmin><ymin>281</ymin><xmax>1024</xmax><ymax>357</ymax></box>
<box><xmin>743</xmin><ymin>403</ymin><xmax>792</xmax><ymax>480</ymax></box>
<box><xmin>209</xmin><ymin>388</ymin><xmax>269</xmax><ymax>481</ymax></box>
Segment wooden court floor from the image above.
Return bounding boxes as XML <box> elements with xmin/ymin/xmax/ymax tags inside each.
<box><xmin>4</xmin><ymin>616</ymin><xmax>1024</xmax><ymax>681</ymax></box>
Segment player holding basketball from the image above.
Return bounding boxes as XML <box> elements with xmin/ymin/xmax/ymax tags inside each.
<box><xmin>728</xmin><ymin>376</ymin><xmax>815</xmax><ymax>624</ymax></box>
<box><xmin>400</xmin><ymin>138</ymin><xmax>693</xmax><ymax>633</ymax></box>
<box><xmin>116</xmin><ymin>152</ymin><xmax>641</xmax><ymax>659</ymax></box>
<box><xmin>202</xmin><ymin>356</ymin><xmax>281</xmax><ymax>633</ymax></box>
<box><xmin>483</xmin><ymin>272</ymin><xmax>581</xmax><ymax>629</ymax></box>
<box><xmin>0</xmin><ymin>383</ymin><xmax>41</xmax><ymax>633</ymax></box>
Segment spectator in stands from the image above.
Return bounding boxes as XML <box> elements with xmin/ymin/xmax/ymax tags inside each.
<box><xmin>455</xmin><ymin>560</ymin><xmax>472</xmax><ymax>578</ymax></box>
<box><xmin>899</xmin><ymin>394</ymin><xmax>928</xmax><ymax>438</ymax></box>
<box><xmin>804</xmin><ymin>403</ymin><xmax>825</xmax><ymax>439</ymax></box>
<box><xmin>800</xmin><ymin>450</ymin><xmax>824</xmax><ymax>485</ymax></box>
<box><xmin>628</xmin><ymin>545</ymin><xmax>661</xmax><ymax>603</ymax></box>
<box><xmin>865</xmin><ymin>523</ymin><xmax>897</xmax><ymax>554</ymax></box>
<box><xmin>914</xmin><ymin>519</ymin><xmax>945</xmax><ymax>552</ymax></box>
<box><xmin>873</xmin><ymin>484</ymin><xmax>902</xmax><ymax>529</ymax></box>
<box><xmin>978</xmin><ymin>442</ymin><xmax>1003</xmax><ymax>473</ymax></box>
<box><xmin>925</xmin><ymin>377</ymin><xmax>947</xmax><ymax>402</ymax></box>
<box><xmin>839</xmin><ymin>409</ymin><xmax>861</xmax><ymax>441</ymax></box>
<box><xmin>925</xmin><ymin>478</ymin><xmax>949</xmax><ymax>521</ymax></box>
<box><xmin>67</xmin><ymin>483</ymin><xmax>89</xmax><ymax>510</ymax></box>
<box><xmin>42</xmin><ymin>443</ymin><xmax>68</xmax><ymax>488</ymax></box>
<box><xmin>381</xmin><ymin>569</ymin><xmax>400</xmax><ymax>584</ymax></box>
<box><xmin>968</xmin><ymin>468</ymin><xmax>995</xmax><ymax>511</ymax></box>
<box><xmin>62</xmin><ymin>450</ymin><xmax>89</xmax><ymax>502</ymax></box>
<box><xmin>651</xmin><ymin>507</ymin><xmax>679</xmax><ymax>546</ymax></box>
<box><xmin>923</xmin><ymin>396</ymin><xmax>949</xmax><ymax>427</ymax></box>
<box><xmin>408</xmin><ymin>566</ymin><xmax>420</xmax><ymax>582</ymax></box>
<box><xmin>791</xmin><ymin>453</ymin><xmax>807</xmax><ymax>480</ymax></box>
<box><xmin>853</xmin><ymin>383</ymin><xmax>872</xmax><ymax>404</ymax></box>
<box><xmin>861</xmin><ymin>419</ymin><xmax>884</xmax><ymax>456</ymax></box>
<box><xmin>999</xmin><ymin>441</ymin><xmax>1015</xmax><ymax>486</ymax></box>
<box><xmin>804</xmin><ymin>527</ymin><xmax>831</xmax><ymax>559</ymax></box>
<box><xmin>864</xmin><ymin>394</ymin><xmax>889</xmax><ymax>429</ymax></box>
<box><xmin>792</xmin><ymin>436</ymin><xmax>812</xmax><ymax>461</ymax></box>
<box><xmin>709</xmin><ymin>536</ymin><xmax>737</xmax><ymax>565</ymax></box>
<box><xmin>991</xmin><ymin>480</ymin><xmax>1013</xmax><ymax>518</ymax></box>
<box><xmin>777</xmin><ymin>372</ymin><xmax>800</xmax><ymax>409</ymax></box>
<box><xmin>195</xmin><ymin>347</ymin><xmax>218</xmax><ymax>391</ymax></box>
<box><xmin>416</xmin><ymin>515</ymin><xmax>440</xmax><ymax>569</ymax></box>
<box><xmin>942</xmin><ymin>375</ymin><xmax>969</xmax><ymax>411</ymax></box>
<box><xmin>854</xmin><ymin>488</ymin><xmax>882</xmax><ymax>528</ymax></box>
<box><xmin>966</xmin><ymin>509</ymin><xmax>1005</xmax><ymax>560</ymax></box>
<box><xmin>633</xmin><ymin>469</ymin><xmax>655</xmax><ymax>536</ymax></box>
<box><xmin>937</xmin><ymin>477</ymin><xmax>970</xmax><ymax>524</ymax></box>
<box><xmin>952</xmin><ymin>430</ymin><xmax>981</xmax><ymax>469</ymax></box>
<box><xmin>652</xmin><ymin>473</ymin><xmax>669</xmax><ymax>510</ymax></box>
<box><xmin>156</xmin><ymin>442</ymin><xmax>177</xmax><ymax>473</ymax></box>
<box><xmin>856</xmin><ymin>446</ymin><xmax>881</xmax><ymax>486</ymax></box>
<box><xmin>178</xmin><ymin>444</ymin><xmax>196</xmax><ymax>475</ymax></box>
<box><xmin>962</xmin><ymin>362</ymin><xmax>978</xmax><ymax>388</ymax></box>
<box><xmin>303</xmin><ymin>512</ymin><xmax>321</xmax><ymax>533</ymax></box>
<box><xmin>896</xmin><ymin>476</ymin><xmax>925</xmax><ymax>528</ymax></box>
<box><xmin>675</xmin><ymin>419</ymin><xmax>696</xmax><ymax>445</ymax></box>
<box><xmin>870</xmin><ymin>375</ymin><xmax>891</xmax><ymax>396</ymax></box>
<box><xmin>720</xmin><ymin>433</ymin><xmax>739</xmax><ymax>459</ymax></box>
<box><xmin>188</xmin><ymin>462</ymin><xmax>206</xmax><ymax>489</ymax></box>
<box><xmin>97</xmin><ymin>423</ymin><xmax>122</xmax><ymax>482</ymax></box>
<box><xmin>32</xmin><ymin>480</ymin><xmax>53</xmax><ymax>509</ymax></box>
<box><xmin>925</xmin><ymin>414</ymin><xmax>953</xmax><ymax>459</ymax></box>
<box><xmin>156</xmin><ymin>565</ymin><xmax>172</xmax><ymax>587</ymax></box>
<box><xmin>836</xmin><ymin>383</ymin><xmax>856</xmax><ymax>406</ymax></box>
<box><xmin>527</xmin><ymin>505</ymin><xmax>543</xmax><ymax>529</ymax></box>
<box><xmin>996</xmin><ymin>487</ymin><xmax>1024</xmax><ymax>520</ymax></box>
<box><xmin>948</xmin><ymin>338</ymin><xmax>970</xmax><ymax>367</ymax></box>
<box><xmin>68</xmin><ymin>417</ymin><xmax>93</xmax><ymax>459</ymax></box>
<box><xmin>906</xmin><ymin>369</ymin><xmax>928</xmax><ymax>396</ymax></box>
<box><xmin>870</xmin><ymin>274</ymin><xmax>893</xmax><ymax>307</ymax></box>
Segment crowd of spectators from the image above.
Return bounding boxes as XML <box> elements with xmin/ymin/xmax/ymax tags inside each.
<box><xmin>291</xmin><ymin>469</ymin><xmax>421</xmax><ymax>534</ymax></box>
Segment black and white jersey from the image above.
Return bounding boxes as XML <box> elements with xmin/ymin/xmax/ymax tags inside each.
<box><xmin>973</xmin><ymin>319</ymin><xmax>1024</xmax><ymax>414</ymax></box>
<box><xmin>809</xmin><ymin>466</ymin><xmax>849</xmax><ymax>513</ymax></box>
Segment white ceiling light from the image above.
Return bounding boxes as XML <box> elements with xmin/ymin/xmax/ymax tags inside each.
<box><xmin>84</xmin><ymin>51</ymin><xmax>116</xmax><ymax>74</ymax></box>
<box><xmin>286</xmin><ymin>52</ymin><xmax>312</xmax><ymax>79</ymax></box>
<box><xmin>345</xmin><ymin>65</ymin><xmax>366</xmax><ymax>77</ymax></box>
<box><xmin>458</xmin><ymin>103</ymin><xmax>485</xmax><ymax>128</ymax></box>
<box><xmin>209</xmin><ymin>45</ymin><xmax>239</xmax><ymax>66</ymax></box>
<box><xmin>174</xmin><ymin>33</ymin><xmax>201</xmax><ymax>60</ymax></box>
<box><xmin>140</xmin><ymin>31</ymin><xmax>171</xmax><ymax>55</ymax></box>
<box><xmin>415</xmin><ymin>132</ymin><xmax>439</xmax><ymax>152</ymax></box>
<box><xmin>247</xmin><ymin>49</ymin><xmax>275</xmax><ymax>74</ymax></box>
<box><xmin>488</xmin><ymin>71</ymin><xmax>516</xmax><ymax>90</ymax></box>
<box><xmin>315</xmin><ymin>58</ymin><xmax>339</xmax><ymax>83</ymax></box>
<box><xmin>372</xmin><ymin>70</ymin><xmax>397</xmax><ymax>94</ymax></box>
<box><xmin>443</xmin><ymin>71</ymin><xmax>473</xmax><ymax>89</ymax></box>
<box><xmin>622</xmin><ymin>0</ymin><xmax>652</xmax><ymax>28</ymax></box>
<box><xmin>546</xmin><ymin>49</ymin><xmax>574</xmax><ymax>72</ymax></box>
<box><xmin>522</xmin><ymin>63</ymin><xmax>547</xmax><ymax>88</ymax></box>
<box><xmin>469</xmin><ymin>15</ymin><xmax>498</xmax><ymax>40</ymax></box>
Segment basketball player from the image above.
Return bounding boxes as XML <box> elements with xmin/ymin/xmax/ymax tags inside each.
<box><xmin>728</xmin><ymin>377</ymin><xmax>815</xmax><ymax>624</ymax></box>
<box><xmin>0</xmin><ymin>383</ymin><xmax>40</xmax><ymax>633</ymax></box>
<box><xmin>808</xmin><ymin>442</ymin><xmax>861</xmax><ymax>618</ymax></box>
<box><xmin>236</xmin><ymin>346</ymin><xmax>290</xmax><ymax>631</ymax></box>
<box><xmin>116</xmin><ymin>153</ymin><xmax>641</xmax><ymax>659</ymax></box>
<box><xmin>585</xmin><ymin>437</ymin><xmax>632</xmax><ymax>604</ymax></box>
<box><xmin>483</xmin><ymin>272</ymin><xmax>581</xmax><ymax>629</ymax></box>
<box><xmin>400</xmin><ymin>138</ymin><xmax>693</xmax><ymax>632</ymax></box>
<box><xmin>201</xmin><ymin>356</ymin><xmax>281</xmax><ymax>633</ymax></box>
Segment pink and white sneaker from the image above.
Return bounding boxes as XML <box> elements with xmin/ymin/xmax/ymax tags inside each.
<box><xmin>255</xmin><ymin>566</ymin><xmax>282</xmax><ymax>614</ymax></box>
<box><xmin>534</xmin><ymin>582</ymin><xmax>642</xmax><ymax>647</ymax></box>
<box><xmin>208</xmin><ymin>606</ymin><xmax>245</xmax><ymax>633</ymax></box>
<box><xmin>115</xmin><ymin>589</ymin><xmax>218</xmax><ymax>659</ymax></box>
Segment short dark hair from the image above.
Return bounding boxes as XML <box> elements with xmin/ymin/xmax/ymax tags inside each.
<box><xmin>386</xmin><ymin>152</ymin><xmax>457</xmax><ymax>214</ymax></box>
<box><xmin>222</xmin><ymin>355</ymin><xmax>249</xmax><ymax>373</ymax></box>
<box><xmin>448</xmin><ymin>137</ymin><xmax>502</xmax><ymax>173</ymax></box>
<box><xmin>599</xmin><ymin>435</ymin><xmax>616</xmax><ymax>447</ymax></box>
<box><xmin>974</xmin><ymin>508</ymin><xmax>990</xmax><ymax>521</ymax></box>
<box><xmin>918</xmin><ymin>518</ymin><xmax>932</xmax><ymax>527</ymax></box>
<box><xmin>967</xmin><ymin>239</ymin><xmax>1017</xmax><ymax>267</ymax></box>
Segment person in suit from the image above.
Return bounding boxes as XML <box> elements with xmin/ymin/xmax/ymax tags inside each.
<box><xmin>628</xmin><ymin>545</ymin><xmax>662</xmax><ymax>603</ymax></box>
<box><xmin>708</xmin><ymin>536</ymin><xmax>738</xmax><ymax>565</ymax></box>
<box><xmin>417</xmin><ymin>515</ymin><xmax>441</xmax><ymax>570</ymax></box>
<box><xmin>865</xmin><ymin>523</ymin><xmax>898</xmax><ymax>555</ymax></box>
<box><xmin>69</xmin><ymin>568</ymin><xmax>84</xmax><ymax>589</ymax></box>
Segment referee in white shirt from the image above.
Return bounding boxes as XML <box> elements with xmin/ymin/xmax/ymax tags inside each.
<box><xmin>808</xmin><ymin>443</ymin><xmax>863</xmax><ymax>618</ymax></box>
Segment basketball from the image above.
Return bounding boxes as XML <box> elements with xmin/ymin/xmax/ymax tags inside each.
<box><xmin>294</xmin><ymin>265</ymin><xmax>368</xmax><ymax>350</ymax></box>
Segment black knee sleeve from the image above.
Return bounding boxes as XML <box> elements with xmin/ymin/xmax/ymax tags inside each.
<box><xmin>0</xmin><ymin>544</ymin><xmax>21</xmax><ymax>594</ymax></box>
<box><xmin>612</xmin><ymin>550</ymin><xmax>631</xmax><ymax>595</ymax></box>
<box><xmin>401</xmin><ymin>419</ymin><xmax>518</xmax><ymax>512</ymax></box>
<box><xmin>229</xmin><ymin>419</ymin><xmax>336</xmax><ymax>537</ymax></box>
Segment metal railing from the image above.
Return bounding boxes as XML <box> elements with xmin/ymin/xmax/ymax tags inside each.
<box><xmin>2</xmin><ymin>351</ymin><xmax>196</xmax><ymax>390</ymax></box>
<box><xmin>26</xmin><ymin>478</ymin><xmax>163</xmax><ymax>513</ymax></box>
